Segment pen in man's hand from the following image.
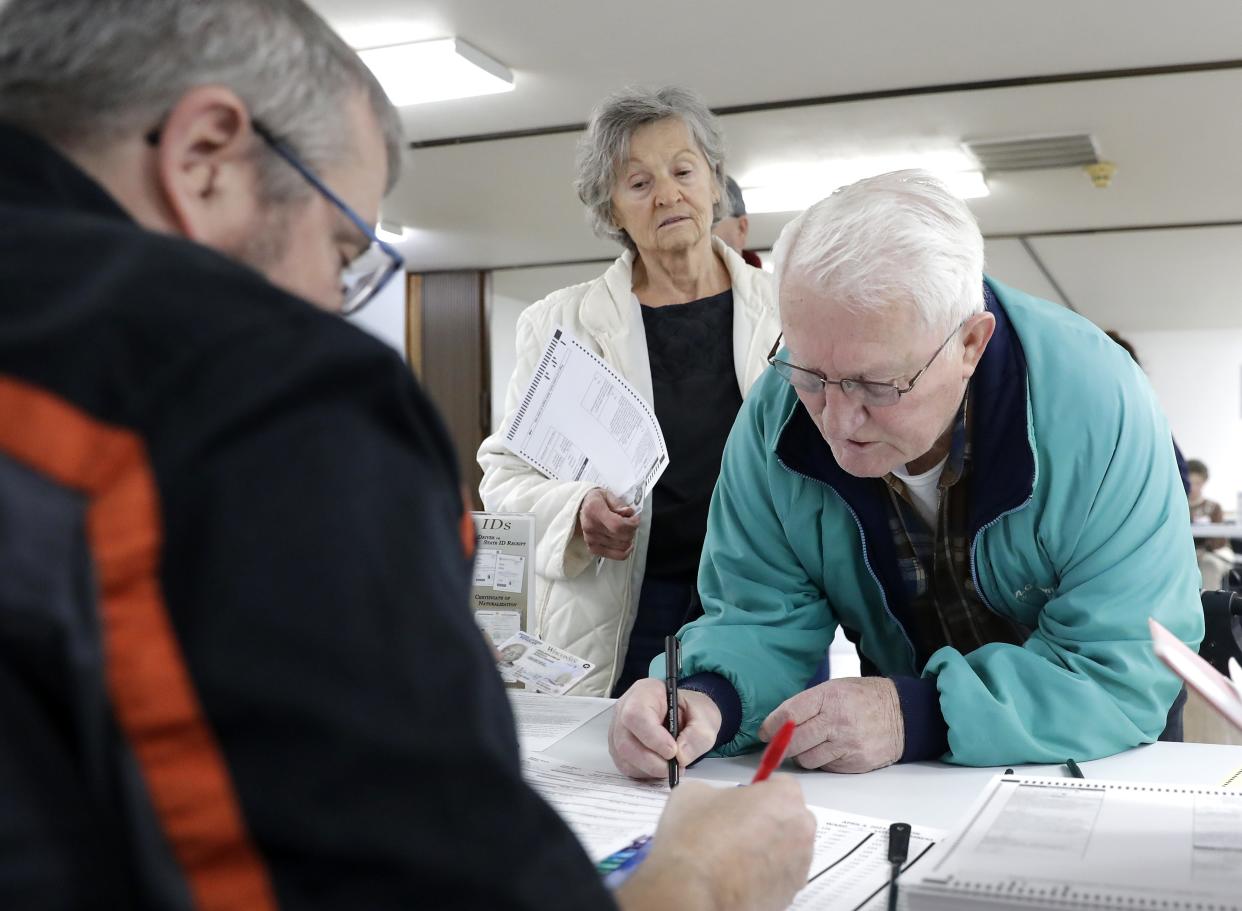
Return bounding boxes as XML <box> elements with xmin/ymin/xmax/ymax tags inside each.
<box><xmin>664</xmin><ymin>635</ymin><xmax>680</xmax><ymax>788</ymax></box>
<box><xmin>1065</xmin><ymin>758</ymin><xmax>1085</xmax><ymax>779</ymax></box>
<box><xmin>887</xmin><ymin>822</ymin><xmax>911</xmax><ymax>911</ymax></box>
<box><xmin>751</xmin><ymin>720</ymin><xmax>796</xmax><ymax>784</ymax></box>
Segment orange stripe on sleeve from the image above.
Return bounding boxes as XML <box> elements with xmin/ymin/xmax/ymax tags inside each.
<box><xmin>460</xmin><ymin>486</ymin><xmax>477</xmax><ymax>560</ymax></box>
<box><xmin>0</xmin><ymin>377</ymin><xmax>278</xmax><ymax>911</ymax></box>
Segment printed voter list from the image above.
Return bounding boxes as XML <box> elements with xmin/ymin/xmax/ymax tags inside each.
<box><xmin>501</xmin><ymin>327</ymin><xmax>668</xmax><ymax>503</ymax></box>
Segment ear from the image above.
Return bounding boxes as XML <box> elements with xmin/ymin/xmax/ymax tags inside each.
<box><xmin>960</xmin><ymin>311</ymin><xmax>996</xmax><ymax>379</ymax></box>
<box><xmin>737</xmin><ymin>214</ymin><xmax>750</xmax><ymax>248</ymax></box>
<box><xmin>151</xmin><ymin>85</ymin><xmax>263</xmax><ymax>246</ymax></box>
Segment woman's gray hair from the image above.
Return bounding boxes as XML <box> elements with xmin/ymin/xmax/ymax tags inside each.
<box><xmin>574</xmin><ymin>86</ymin><xmax>728</xmax><ymax>251</ymax></box>
<box><xmin>773</xmin><ymin>170</ymin><xmax>986</xmax><ymax>336</ymax></box>
<box><xmin>0</xmin><ymin>0</ymin><xmax>404</xmax><ymax>202</ymax></box>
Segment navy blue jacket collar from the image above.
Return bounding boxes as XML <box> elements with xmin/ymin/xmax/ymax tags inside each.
<box><xmin>0</xmin><ymin>122</ymin><xmax>132</xmax><ymax>222</ymax></box>
<box><xmin>775</xmin><ymin>282</ymin><xmax>1034</xmax><ymax>627</ymax></box>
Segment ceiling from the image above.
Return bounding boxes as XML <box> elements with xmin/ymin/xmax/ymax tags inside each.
<box><xmin>308</xmin><ymin>0</ymin><xmax>1242</xmax><ymax>331</ymax></box>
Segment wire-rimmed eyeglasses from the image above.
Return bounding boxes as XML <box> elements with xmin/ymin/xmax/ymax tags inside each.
<box><xmin>146</xmin><ymin>120</ymin><xmax>403</xmax><ymax>316</ymax></box>
<box><xmin>250</xmin><ymin>122</ymin><xmax>403</xmax><ymax>316</ymax></box>
<box><xmin>767</xmin><ymin>318</ymin><xmax>967</xmax><ymax>408</ymax></box>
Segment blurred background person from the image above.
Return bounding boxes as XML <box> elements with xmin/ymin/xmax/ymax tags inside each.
<box><xmin>478</xmin><ymin>86</ymin><xmax>778</xmax><ymax>697</ymax></box>
<box><xmin>713</xmin><ymin>175</ymin><xmax>762</xmax><ymax>268</ymax></box>
<box><xmin>1187</xmin><ymin>458</ymin><xmax>1233</xmax><ymax>589</ymax></box>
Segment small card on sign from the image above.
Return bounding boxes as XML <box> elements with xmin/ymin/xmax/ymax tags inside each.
<box><xmin>496</xmin><ymin>631</ymin><xmax>593</xmax><ymax>695</ymax></box>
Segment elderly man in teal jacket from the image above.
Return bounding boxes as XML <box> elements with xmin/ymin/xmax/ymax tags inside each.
<box><xmin>608</xmin><ymin>170</ymin><xmax>1202</xmax><ymax>776</ymax></box>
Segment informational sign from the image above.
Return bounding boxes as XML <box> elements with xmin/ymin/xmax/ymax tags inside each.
<box><xmin>470</xmin><ymin>512</ymin><xmax>536</xmax><ymax>654</ymax></box>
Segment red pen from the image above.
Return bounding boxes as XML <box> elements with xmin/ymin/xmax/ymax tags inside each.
<box><xmin>751</xmin><ymin>720</ymin><xmax>796</xmax><ymax>783</ymax></box>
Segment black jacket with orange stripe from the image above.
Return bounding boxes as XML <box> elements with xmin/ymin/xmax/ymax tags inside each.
<box><xmin>0</xmin><ymin>123</ymin><xmax>616</xmax><ymax>911</ymax></box>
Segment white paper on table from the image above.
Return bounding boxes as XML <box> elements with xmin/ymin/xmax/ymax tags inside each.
<box><xmin>791</xmin><ymin>810</ymin><xmax>944</xmax><ymax>911</ymax></box>
<box><xmin>521</xmin><ymin>756</ymin><xmax>670</xmax><ymax>861</ymax></box>
<box><xmin>502</xmin><ymin>327</ymin><xmax>668</xmax><ymax>501</ymax></box>
<box><xmin>520</xmin><ymin>754</ymin><xmax>943</xmax><ymax>904</ymax></box>
<box><xmin>494</xmin><ymin>553</ymin><xmax>526</xmax><ymax>593</ymax></box>
<box><xmin>472</xmin><ymin>548</ymin><xmax>498</xmax><ymax>587</ymax></box>
<box><xmin>904</xmin><ymin>774</ymin><xmax>1242</xmax><ymax>909</ymax></box>
<box><xmin>507</xmin><ymin>692</ymin><xmax>611</xmax><ymax>754</ymax></box>
<box><xmin>1151</xmin><ymin>617</ymin><xmax>1242</xmax><ymax>732</ymax></box>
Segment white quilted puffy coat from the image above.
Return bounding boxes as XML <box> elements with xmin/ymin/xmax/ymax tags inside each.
<box><xmin>477</xmin><ymin>238</ymin><xmax>779</xmax><ymax>695</ymax></box>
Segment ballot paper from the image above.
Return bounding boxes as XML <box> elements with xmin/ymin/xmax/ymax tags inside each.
<box><xmin>522</xmin><ymin>757</ymin><xmax>668</xmax><ymax>861</ymax></box>
<box><xmin>506</xmin><ymin>691</ymin><xmax>612</xmax><ymax>754</ymax></box>
<box><xmin>496</xmin><ymin>631</ymin><xmax>593</xmax><ymax>695</ymax></box>
<box><xmin>903</xmin><ymin>774</ymin><xmax>1242</xmax><ymax>911</ymax></box>
<box><xmin>501</xmin><ymin>327</ymin><xmax>668</xmax><ymax>503</ymax></box>
<box><xmin>520</xmin><ymin>755</ymin><xmax>945</xmax><ymax>909</ymax></box>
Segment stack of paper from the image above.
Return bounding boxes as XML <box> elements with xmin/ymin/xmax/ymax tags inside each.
<box><xmin>520</xmin><ymin>756</ymin><xmax>945</xmax><ymax>910</ymax></box>
<box><xmin>904</xmin><ymin>774</ymin><xmax>1242</xmax><ymax>910</ymax></box>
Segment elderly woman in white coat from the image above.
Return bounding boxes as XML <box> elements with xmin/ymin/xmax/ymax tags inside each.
<box><xmin>478</xmin><ymin>86</ymin><xmax>778</xmax><ymax>697</ymax></box>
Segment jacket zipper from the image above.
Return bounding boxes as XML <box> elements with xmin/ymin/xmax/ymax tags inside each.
<box><xmin>968</xmin><ymin>471</ymin><xmax>1037</xmax><ymax>616</ymax></box>
<box><xmin>775</xmin><ymin>457</ymin><xmax>919</xmax><ymax>670</ymax></box>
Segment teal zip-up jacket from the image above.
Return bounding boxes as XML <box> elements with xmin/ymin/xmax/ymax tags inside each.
<box><xmin>658</xmin><ymin>278</ymin><xmax>1203</xmax><ymax>766</ymax></box>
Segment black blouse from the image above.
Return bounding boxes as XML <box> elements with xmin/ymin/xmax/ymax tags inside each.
<box><xmin>640</xmin><ymin>288</ymin><xmax>743</xmax><ymax>582</ymax></box>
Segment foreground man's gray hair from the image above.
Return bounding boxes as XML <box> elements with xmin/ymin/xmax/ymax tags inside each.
<box><xmin>0</xmin><ymin>0</ymin><xmax>404</xmax><ymax>200</ymax></box>
<box><xmin>575</xmin><ymin>85</ymin><xmax>728</xmax><ymax>251</ymax></box>
<box><xmin>773</xmin><ymin>170</ymin><xmax>986</xmax><ymax>335</ymax></box>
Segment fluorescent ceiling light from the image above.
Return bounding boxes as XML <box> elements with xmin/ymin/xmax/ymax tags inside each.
<box><xmin>740</xmin><ymin>151</ymin><xmax>989</xmax><ymax>214</ymax></box>
<box><xmin>359</xmin><ymin>38</ymin><xmax>514</xmax><ymax>107</ymax></box>
<box><xmin>376</xmin><ymin>222</ymin><xmax>408</xmax><ymax>243</ymax></box>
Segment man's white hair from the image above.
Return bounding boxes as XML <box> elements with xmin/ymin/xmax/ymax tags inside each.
<box><xmin>772</xmin><ymin>170</ymin><xmax>985</xmax><ymax>335</ymax></box>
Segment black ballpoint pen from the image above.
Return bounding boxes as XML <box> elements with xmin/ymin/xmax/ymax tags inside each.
<box><xmin>665</xmin><ymin>635</ymin><xmax>680</xmax><ymax>788</ymax></box>
<box><xmin>887</xmin><ymin>822</ymin><xmax>911</xmax><ymax>911</ymax></box>
<box><xmin>1065</xmin><ymin>758</ymin><xmax>1085</xmax><ymax>779</ymax></box>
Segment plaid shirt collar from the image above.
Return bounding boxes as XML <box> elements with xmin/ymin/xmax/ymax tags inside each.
<box><xmin>884</xmin><ymin>387</ymin><xmax>972</xmax><ymax>500</ymax></box>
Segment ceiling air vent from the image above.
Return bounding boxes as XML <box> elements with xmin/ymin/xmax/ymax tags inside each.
<box><xmin>963</xmin><ymin>134</ymin><xmax>1100</xmax><ymax>172</ymax></box>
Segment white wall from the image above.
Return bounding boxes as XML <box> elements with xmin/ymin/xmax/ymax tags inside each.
<box><xmin>346</xmin><ymin>271</ymin><xmax>407</xmax><ymax>357</ymax></box>
<box><xmin>1126</xmin><ymin>329</ymin><xmax>1242</xmax><ymax>516</ymax></box>
<box><xmin>489</xmin><ymin>262</ymin><xmax>610</xmax><ymax>432</ymax></box>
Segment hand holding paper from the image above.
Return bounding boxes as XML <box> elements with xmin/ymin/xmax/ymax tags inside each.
<box><xmin>579</xmin><ymin>488</ymin><xmax>641</xmax><ymax>560</ymax></box>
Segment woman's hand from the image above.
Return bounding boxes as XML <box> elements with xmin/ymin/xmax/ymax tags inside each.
<box><xmin>577</xmin><ymin>488</ymin><xmax>640</xmax><ymax>560</ymax></box>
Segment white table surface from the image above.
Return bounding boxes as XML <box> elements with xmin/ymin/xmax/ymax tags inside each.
<box><xmin>540</xmin><ymin>702</ymin><xmax>1242</xmax><ymax>832</ymax></box>
<box><xmin>1190</xmin><ymin>522</ymin><xmax>1242</xmax><ymax>538</ymax></box>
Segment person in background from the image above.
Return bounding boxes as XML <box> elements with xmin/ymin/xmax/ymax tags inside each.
<box><xmin>1105</xmin><ymin>330</ymin><xmax>1191</xmax><ymax>495</ymax></box>
<box><xmin>1187</xmin><ymin>458</ymin><xmax>1232</xmax><ymax>589</ymax></box>
<box><xmin>0</xmin><ymin>2</ymin><xmax>815</xmax><ymax>908</ymax></box>
<box><xmin>478</xmin><ymin>87</ymin><xmax>779</xmax><ymax>697</ymax></box>
<box><xmin>713</xmin><ymin>175</ymin><xmax>763</xmax><ymax>268</ymax></box>
<box><xmin>607</xmin><ymin>171</ymin><xmax>1202</xmax><ymax>780</ymax></box>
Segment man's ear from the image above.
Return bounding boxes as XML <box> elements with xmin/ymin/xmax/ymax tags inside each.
<box><xmin>152</xmin><ymin>85</ymin><xmax>262</xmax><ymax>246</ymax></box>
<box><xmin>960</xmin><ymin>311</ymin><xmax>996</xmax><ymax>378</ymax></box>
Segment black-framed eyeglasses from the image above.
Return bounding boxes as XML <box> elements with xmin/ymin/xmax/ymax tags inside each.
<box><xmin>767</xmin><ymin>318</ymin><xmax>967</xmax><ymax>408</ymax></box>
<box><xmin>146</xmin><ymin>120</ymin><xmax>403</xmax><ymax>316</ymax></box>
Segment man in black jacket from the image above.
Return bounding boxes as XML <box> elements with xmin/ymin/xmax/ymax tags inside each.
<box><xmin>0</xmin><ymin>1</ymin><xmax>814</xmax><ymax>909</ymax></box>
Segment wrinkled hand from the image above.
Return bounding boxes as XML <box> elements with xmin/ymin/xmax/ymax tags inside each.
<box><xmin>758</xmin><ymin>677</ymin><xmax>904</xmax><ymax>773</ymax></box>
<box><xmin>577</xmin><ymin>488</ymin><xmax>639</xmax><ymax>560</ymax></box>
<box><xmin>615</xmin><ymin>777</ymin><xmax>816</xmax><ymax>911</ymax></box>
<box><xmin>609</xmin><ymin>678</ymin><xmax>721</xmax><ymax>779</ymax></box>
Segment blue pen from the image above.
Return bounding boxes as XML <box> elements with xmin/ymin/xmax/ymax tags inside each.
<box><xmin>600</xmin><ymin>836</ymin><xmax>653</xmax><ymax>889</ymax></box>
